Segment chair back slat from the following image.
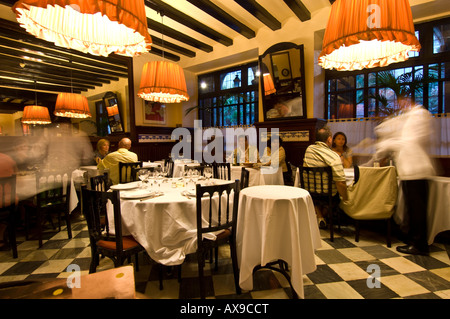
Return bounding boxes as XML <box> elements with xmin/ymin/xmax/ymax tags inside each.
<box><xmin>164</xmin><ymin>159</ymin><xmax>174</xmax><ymax>178</ymax></box>
<box><xmin>240</xmin><ymin>167</ymin><xmax>249</xmax><ymax>189</ymax></box>
<box><xmin>81</xmin><ymin>187</ymin><xmax>124</xmax><ymax>253</ymax></box>
<box><xmin>195</xmin><ymin>180</ymin><xmax>239</xmax><ymax>237</ymax></box>
<box><xmin>90</xmin><ymin>172</ymin><xmax>110</xmax><ymax>191</ymax></box>
<box><xmin>300</xmin><ymin>166</ymin><xmax>333</xmax><ymax>197</ymax></box>
<box><xmin>118</xmin><ymin>161</ymin><xmax>143</xmax><ymax>183</ymax></box>
<box><xmin>36</xmin><ymin>171</ymin><xmax>71</xmax><ymax>209</ymax></box>
<box><xmin>213</xmin><ymin>163</ymin><xmax>231</xmax><ymax>180</ymax></box>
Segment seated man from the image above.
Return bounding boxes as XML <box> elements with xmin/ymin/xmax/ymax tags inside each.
<box><xmin>303</xmin><ymin>126</ymin><xmax>348</xmax><ymax>228</ymax></box>
<box><xmin>97</xmin><ymin>138</ymin><xmax>138</xmax><ymax>185</ymax></box>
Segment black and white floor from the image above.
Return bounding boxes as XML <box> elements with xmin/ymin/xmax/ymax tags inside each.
<box><xmin>1</xmin><ymin>212</ymin><xmax>449</xmax><ymax>299</ymax></box>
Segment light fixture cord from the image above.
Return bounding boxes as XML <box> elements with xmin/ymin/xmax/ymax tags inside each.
<box><xmin>34</xmin><ymin>79</ymin><xmax>37</xmax><ymax>105</ymax></box>
<box><xmin>161</xmin><ymin>11</ymin><xmax>165</xmax><ymax>61</ymax></box>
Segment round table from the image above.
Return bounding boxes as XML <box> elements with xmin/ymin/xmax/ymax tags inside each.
<box><xmin>107</xmin><ymin>178</ymin><xmax>233</xmax><ymax>266</ymax></box>
<box><xmin>236</xmin><ymin>185</ymin><xmax>321</xmax><ymax>298</ymax></box>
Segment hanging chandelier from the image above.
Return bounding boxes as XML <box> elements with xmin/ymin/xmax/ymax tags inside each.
<box><xmin>54</xmin><ymin>92</ymin><xmax>91</xmax><ymax>118</ymax></box>
<box><xmin>21</xmin><ymin>105</ymin><xmax>52</xmax><ymax>125</ymax></box>
<box><xmin>138</xmin><ymin>60</ymin><xmax>190</xmax><ymax>104</ymax></box>
<box><xmin>12</xmin><ymin>0</ymin><xmax>152</xmax><ymax>57</ymax></box>
<box><xmin>138</xmin><ymin>11</ymin><xmax>189</xmax><ymax>104</ymax></box>
<box><xmin>318</xmin><ymin>0</ymin><xmax>421</xmax><ymax>71</ymax></box>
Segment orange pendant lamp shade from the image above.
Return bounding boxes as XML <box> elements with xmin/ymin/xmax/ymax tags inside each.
<box><xmin>21</xmin><ymin>105</ymin><xmax>52</xmax><ymax>124</ymax></box>
<box><xmin>263</xmin><ymin>73</ymin><xmax>276</xmax><ymax>96</ymax></box>
<box><xmin>138</xmin><ymin>61</ymin><xmax>190</xmax><ymax>104</ymax></box>
<box><xmin>319</xmin><ymin>0</ymin><xmax>421</xmax><ymax>71</ymax></box>
<box><xmin>55</xmin><ymin>93</ymin><xmax>91</xmax><ymax>118</ymax></box>
<box><xmin>13</xmin><ymin>0</ymin><xmax>152</xmax><ymax>57</ymax></box>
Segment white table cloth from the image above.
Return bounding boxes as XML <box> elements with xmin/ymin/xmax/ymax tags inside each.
<box><xmin>107</xmin><ymin>178</ymin><xmax>233</xmax><ymax>266</ymax></box>
<box><xmin>395</xmin><ymin>176</ymin><xmax>450</xmax><ymax>244</ymax></box>
<box><xmin>230</xmin><ymin>165</ymin><xmax>284</xmax><ymax>186</ymax></box>
<box><xmin>236</xmin><ymin>185</ymin><xmax>321</xmax><ymax>299</ymax></box>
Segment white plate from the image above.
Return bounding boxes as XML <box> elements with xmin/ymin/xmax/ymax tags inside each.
<box><xmin>110</xmin><ymin>182</ymin><xmax>140</xmax><ymax>190</ymax></box>
<box><xmin>120</xmin><ymin>190</ymin><xmax>155</xmax><ymax>199</ymax></box>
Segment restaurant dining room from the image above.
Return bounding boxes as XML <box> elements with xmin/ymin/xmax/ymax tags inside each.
<box><xmin>0</xmin><ymin>0</ymin><xmax>449</xmax><ymax>307</ymax></box>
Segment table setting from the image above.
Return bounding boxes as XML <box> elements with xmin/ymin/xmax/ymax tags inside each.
<box><xmin>106</xmin><ymin>174</ymin><xmax>234</xmax><ymax>266</ymax></box>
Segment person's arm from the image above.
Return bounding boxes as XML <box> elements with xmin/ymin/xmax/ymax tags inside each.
<box><xmin>335</xmin><ymin>181</ymin><xmax>348</xmax><ymax>201</ymax></box>
<box><xmin>341</xmin><ymin>153</ymin><xmax>353</xmax><ymax>168</ymax></box>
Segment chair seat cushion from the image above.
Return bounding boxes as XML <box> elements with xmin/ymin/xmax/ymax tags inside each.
<box><xmin>97</xmin><ymin>236</ymin><xmax>140</xmax><ymax>250</ymax></box>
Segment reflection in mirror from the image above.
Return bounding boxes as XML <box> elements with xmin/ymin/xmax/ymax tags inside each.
<box><xmin>103</xmin><ymin>91</ymin><xmax>124</xmax><ymax>133</ymax></box>
<box><xmin>260</xmin><ymin>42</ymin><xmax>306</xmax><ymax>120</ymax></box>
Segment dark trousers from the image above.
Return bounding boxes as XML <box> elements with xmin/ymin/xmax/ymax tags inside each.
<box><xmin>401</xmin><ymin>180</ymin><xmax>429</xmax><ymax>251</ymax></box>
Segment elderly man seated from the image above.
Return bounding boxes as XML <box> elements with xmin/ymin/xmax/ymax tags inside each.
<box><xmin>97</xmin><ymin>138</ymin><xmax>138</xmax><ymax>185</ymax></box>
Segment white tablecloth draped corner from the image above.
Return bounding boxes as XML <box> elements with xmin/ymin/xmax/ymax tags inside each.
<box><xmin>236</xmin><ymin>185</ymin><xmax>321</xmax><ymax>298</ymax></box>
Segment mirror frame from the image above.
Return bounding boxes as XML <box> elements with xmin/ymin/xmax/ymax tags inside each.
<box><xmin>259</xmin><ymin>42</ymin><xmax>307</xmax><ymax>121</ymax></box>
<box><xmin>103</xmin><ymin>91</ymin><xmax>124</xmax><ymax>134</ymax></box>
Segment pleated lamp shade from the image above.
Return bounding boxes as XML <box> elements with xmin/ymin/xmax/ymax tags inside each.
<box><xmin>21</xmin><ymin>105</ymin><xmax>52</xmax><ymax>124</ymax></box>
<box><xmin>12</xmin><ymin>0</ymin><xmax>152</xmax><ymax>57</ymax></box>
<box><xmin>263</xmin><ymin>73</ymin><xmax>276</xmax><ymax>96</ymax></box>
<box><xmin>319</xmin><ymin>0</ymin><xmax>421</xmax><ymax>71</ymax></box>
<box><xmin>138</xmin><ymin>61</ymin><xmax>190</xmax><ymax>104</ymax></box>
<box><xmin>106</xmin><ymin>104</ymin><xmax>119</xmax><ymax>117</ymax></box>
<box><xmin>54</xmin><ymin>93</ymin><xmax>91</xmax><ymax>118</ymax></box>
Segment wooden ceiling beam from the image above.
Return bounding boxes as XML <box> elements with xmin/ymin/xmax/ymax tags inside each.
<box><xmin>234</xmin><ymin>0</ymin><xmax>282</xmax><ymax>31</ymax></box>
<box><xmin>186</xmin><ymin>0</ymin><xmax>256</xmax><ymax>39</ymax></box>
<box><xmin>145</xmin><ymin>0</ymin><xmax>233</xmax><ymax>46</ymax></box>
<box><xmin>151</xmin><ymin>37</ymin><xmax>196</xmax><ymax>58</ymax></box>
<box><xmin>147</xmin><ymin>18</ymin><xmax>213</xmax><ymax>53</ymax></box>
<box><xmin>283</xmin><ymin>0</ymin><xmax>311</xmax><ymax>22</ymax></box>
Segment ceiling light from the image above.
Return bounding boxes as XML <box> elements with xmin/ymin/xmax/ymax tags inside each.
<box><xmin>318</xmin><ymin>0</ymin><xmax>420</xmax><ymax>71</ymax></box>
<box><xmin>13</xmin><ymin>0</ymin><xmax>152</xmax><ymax>57</ymax></box>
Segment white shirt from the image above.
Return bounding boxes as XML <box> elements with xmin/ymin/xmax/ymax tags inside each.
<box><xmin>375</xmin><ymin>106</ymin><xmax>436</xmax><ymax>180</ymax></box>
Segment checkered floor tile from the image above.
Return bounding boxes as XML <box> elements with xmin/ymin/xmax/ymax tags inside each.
<box><xmin>1</xmin><ymin>213</ymin><xmax>449</xmax><ymax>299</ymax></box>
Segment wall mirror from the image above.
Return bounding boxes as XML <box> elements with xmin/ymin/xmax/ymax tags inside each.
<box><xmin>103</xmin><ymin>91</ymin><xmax>124</xmax><ymax>134</ymax></box>
<box><xmin>260</xmin><ymin>42</ymin><xmax>306</xmax><ymax>121</ymax></box>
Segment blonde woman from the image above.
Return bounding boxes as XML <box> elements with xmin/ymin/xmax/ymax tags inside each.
<box><xmin>94</xmin><ymin>139</ymin><xmax>110</xmax><ymax>165</ymax></box>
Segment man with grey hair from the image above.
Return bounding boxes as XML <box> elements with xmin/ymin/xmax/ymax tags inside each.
<box><xmin>303</xmin><ymin>126</ymin><xmax>348</xmax><ymax>228</ymax></box>
<box><xmin>97</xmin><ymin>138</ymin><xmax>138</xmax><ymax>185</ymax></box>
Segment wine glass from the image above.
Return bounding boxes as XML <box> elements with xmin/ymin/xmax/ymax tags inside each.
<box><xmin>204</xmin><ymin>166</ymin><xmax>213</xmax><ymax>184</ymax></box>
<box><xmin>137</xmin><ymin>169</ymin><xmax>149</xmax><ymax>188</ymax></box>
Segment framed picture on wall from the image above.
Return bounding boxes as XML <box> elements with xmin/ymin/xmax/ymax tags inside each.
<box><xmin>143</xmin><ymin>101</ymin><xmax>166</xmax><ymax>124</ymax></box>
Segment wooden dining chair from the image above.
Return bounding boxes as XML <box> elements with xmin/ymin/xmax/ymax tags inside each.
<box><xmin>90</xmin><ymin>172</ymin><xmax>110</xmax><ymax>192</ymax></box>
<box><xmin>118</xmin><ymin>161</ymin><xmax>143</xmax><ymax>183</ymax></box>
<box><xmin>240</xmin><ymin>167</ymin><xmax>250</xmax><ymax>189</ymax></box>
<box><xmin>25</xmin><ymin>170</ymin><xmax>72</xmax><ymax>248</ymax></box>
<box><xmin>81</xmin><ymin>186</ymin><xmax>145</xmax><ymax>273</ymax></box>
<box><xmin>185</xmin><ymin>179</ymin><xmax>241</xmax><ymax>299</ymax></box>
<box><xmin>213</xmin><ymin>163</ymin><xmax>231</xmax><ymax>180</ymax></box>
<box><xmin>0</xmin><ymin>175</ymin><xmax>18</xmax><ymax>258</ymax></box>
<box><xmin>164</xmin><ymin>158</ymin><xmax>174</xmax><ymax>178</ymax></box>
<box><xmin>300</xmin><ymin>166</ymin><xmax>338</xmax><ymax>241</ymax></box>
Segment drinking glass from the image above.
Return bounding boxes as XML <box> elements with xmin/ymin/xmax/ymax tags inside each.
<box><xmin>137</xmin><ymin>169</ymin><xmax>149</xmax><ymax>188</ymax></box>
<box><xmin>204</xmin><ymin>166</ymin><xmax>213</xmax><ymax>184</ymax></box>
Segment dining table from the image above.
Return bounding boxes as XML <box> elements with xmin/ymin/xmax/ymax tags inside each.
<box><xmin>230</xmin><ymin>165</ymin><xmax>284</xmax><ymax>186</ymax></box>
<box><xmin>236</xmin><ymin>185</ymin><xmax>321</xmax><ymax>299</ymax></box>
<box><xmin>106</xmin><ymin>177</ymin><xmax>234</xmax><ymax>266</ymax></box>
<box><xmin>172</xmin><ymin>160</ymin><xmax>201</xmax><ymax>178</ymax></box>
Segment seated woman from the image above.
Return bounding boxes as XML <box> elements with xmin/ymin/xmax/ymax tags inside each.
<box><xmin>332</xmin><ymin>132</ymin><xmax>353</xmax><ymax>168</ymax></box>
<box><xmin>94</xmin><ymin>139</ymin><xmax>110</xmax><ymax>165</ymax></box>
<box><xmin>261</xmin><ymin>136</ymin><xmax>290</xmax><ymax>185</ymax></box>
